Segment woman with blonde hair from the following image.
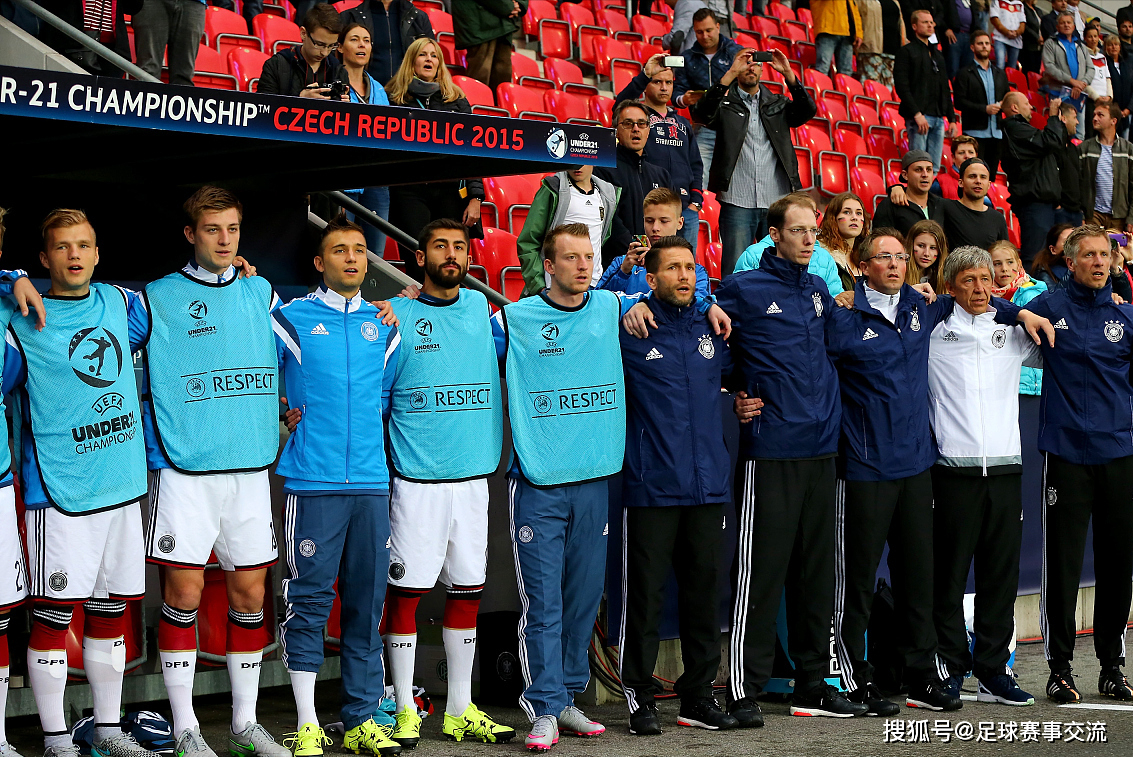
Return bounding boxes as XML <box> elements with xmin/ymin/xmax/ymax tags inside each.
<box><xmin>987</xmin><ymin>239</ymin><xmax>1047</xmax><ymax>395</ymax></box>
<box><xmin>904</xmin><ymin>219</ymin><xmax>948</xmax><ymax>291</ymax></box>
<box><xmin>385</xmin><ymin>37</ymin><xmax>484</xmax><ymax>279</ymax></box>
<box><xmin>817</xmin><ymin>192</ymin><xmax>869</xmax><ymax>291</ymax></box>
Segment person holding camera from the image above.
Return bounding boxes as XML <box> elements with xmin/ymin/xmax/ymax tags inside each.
<box><xmin>258</xmin><ymin>4</ymin><xmax>346</xmax><ymax>98</ymax></box>
<box><xmin>690</xmin><ymin>46</ymin><xmax>816</xmax><ymax>276</ymax></box>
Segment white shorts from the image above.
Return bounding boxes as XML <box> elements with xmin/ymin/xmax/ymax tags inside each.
<box><xmin>26</xmin><ymin>501</ymin><xmax>145</xmax><ymax>602</ymax></box>
<box><xmin>388</xmin><ymin>476</ymin><xmax>488</xmax><ymax>590</ymax></box>
<box><xmin>146</xmin><ymin>468</ymin><xmax>277</xmax><ymax>571</ymax></box>
<box><xmin>0</xmin><ymin>486</ymin><xmax>28</xmax><ymax>609</ymax></box>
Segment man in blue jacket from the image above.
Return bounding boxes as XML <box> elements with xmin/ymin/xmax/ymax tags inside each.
<box><xmin>616</xmin><ymin>236</ymin><xmax>740</xmax><ymax>737</ymax></box>
<box><xmin>272</xmin><ymin>217</ymin><xmax>403</xmax><ymax>757</ymax></box>
<box><xmin>713</xmin><ymin>193</ymin><xmax>868</xmax><ymax>724</ymax></box>
<box><xmin>1022</xmin><ymin>224</ymin><xmax>1133</xmax><ymax>704</ymax></box>
<box><xmin>615</xmin><ymin>55</ymin><xmax>704</xmax><ymax>246</ymax></box>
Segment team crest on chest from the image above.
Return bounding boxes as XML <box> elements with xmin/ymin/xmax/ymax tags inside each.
<box><xmin>992</xmin><ymin>329</ymin><xmax>1007</xmax><ymax>349</ymax></box>
<box><xmin>1105</xmin><ymin>320</ymin><xmax>1124</xmax><ymax>343</ymax></box>
<box><xmin>813</xmin><ymin>292</ymin><xmax>823</xmax><ymax>317</ymax></box>
<box><xmin>1046</xmin><ymin>487</ymin><xmax>1058</xmax><ymax>506</ymax></box>
<box><xmin>698</xmin><ymin>335</ymin><xmax>715</xmax><ymax>359</ymax></box>
<box><xmin>909</xmin><ymin>310</ymin><xmax>921</xmax><ymax>332</ymax></box>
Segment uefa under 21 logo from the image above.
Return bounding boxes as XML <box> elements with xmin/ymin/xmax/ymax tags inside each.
<box><xmin>546</xmin><ymin>129</ymin><xmax>567</xmax><ymax>159</ymax></box>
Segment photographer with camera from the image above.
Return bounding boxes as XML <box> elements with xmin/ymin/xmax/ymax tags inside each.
<box><xmin>690</xmin><ymin>45</ymin><xmax>816</xmax><ymax>275</ymax></box>
<box><xmin>258</xmin><ymin>3</ymin><xmax>346</xmax><ymax>99</ymax></box>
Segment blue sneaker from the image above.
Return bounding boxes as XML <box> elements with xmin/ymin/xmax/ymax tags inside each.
<box><xmin>977</xmin><ymin>674</ymin><xmax>1035</xmax><ymax>706</ymax></box>
<box><xmin>939</xmin><ymin>674</ymin><xmax>963</xmax><ymax>699</ymax></box>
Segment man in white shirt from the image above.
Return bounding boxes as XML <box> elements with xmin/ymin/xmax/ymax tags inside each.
<box><xmin>927</xmin><ymin>245</ymin><xmax>1043</xmax><ymax>707</ymax></box>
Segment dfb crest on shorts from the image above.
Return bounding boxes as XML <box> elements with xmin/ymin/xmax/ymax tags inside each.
<box><xmin>1105</xmin><ymin>320</ymin><xmax>1125</xmax><ymax>343</ymax></box>
<box><xmin>157</xmin><ymin>534</ymin><xmax>176</xmax><ymax>554</ymax></box>
<box><xmin>360</xmin><ymin>321</ymin><xmax>380</xmax><ymax>342</ymax></box>
<box><xmin>909</xmin><ymin>310</ymin><xmax>921</xmax><ymax>332</ymax></box>
<box><xmin>517</xmin><ymin>525</ymin><xmax>534</xmax><ymax>543</ymax></box>
<box><xmin>1046</xmin><ymin>487</ymin><xmax>1058</xmax><ymax>506</ymax></box>
<box><xmin>389</xmin><ymin>562</ymin><xmax>406</xmax><ymax>580</ymax></box>
<box><xmin>813</xmin><ymin>292</ymin><xmax>823</xmax><ymax>318</ymax></box>
<box><xmin>49</xmin><ymin>572</ymin><xmax>68</xmax><ymax>592</ymax></box>
<box><xmin>299</xmin><ymin>539</ymin><xmax>317</xmax><ymax>557</ymax></box>
<box><xmin>698</xmin><ymin>335</ymin><xmax>715</xmax><ymax>359</ymax></box>
<box><xmin>992</xmin><ymin>329</ymin><xmax>1007</xmax><ymax>349</ymax></box>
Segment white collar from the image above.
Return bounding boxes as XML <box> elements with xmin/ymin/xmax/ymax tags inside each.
<box><xmin>183</xmin><ymin>259</ymin><xmax>236</xmax><ymax>283</ymax></box>
<box><xmin>313</xmin><ymin>284</ymin><xmax>363</xmax><ymax>313</ymax></box>
<box><xmin>864</xmin><ymin>285</ymin><xmax>900</xmax><ymax>323</ymax></box>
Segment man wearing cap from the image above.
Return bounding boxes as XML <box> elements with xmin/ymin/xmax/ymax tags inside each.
<box><xmin>932</xmin><ymin>158</ymin><xmax>1010</xmax><ymax>250</ymax></box>
<box><xmin>874</xmin><ymin>151</ymin><xmax>944</xmax><ymax>237</ymax></box>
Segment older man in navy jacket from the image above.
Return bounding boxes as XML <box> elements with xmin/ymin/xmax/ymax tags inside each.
<box><xmin>616</xmin><ymin>236</ymin><xmax>739</xmax><ymax>738</ymax></box>
<box><xmin>1022</xmin><ymin>224</ymin><xmax>1133</xmax><ymax>705</ymax></box>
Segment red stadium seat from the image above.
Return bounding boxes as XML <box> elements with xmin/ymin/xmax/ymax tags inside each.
<box><xmin>850</xmin><ymin>167</ymin><xmax>887</xmax><ymax>213</ymax></box>
<box><xmin>496</xmin><ymin>82</ymin><xmax>556</xmax><ymax>120</ymax></box>
<box><xmin>334</xmin><ymin>0</ymin><xmax>362</xmax><ymax>9</ymax></box>
<box><xmin>784</xmin><ymin>19</ymin><xmax>810</xmax><ymax>42</ymax></box>
<box><xmin>768</xmin><ymin>2</ymin><xmax>796</xmax><ymax>22</ymax></box>
<box><xmin>228</xmin><ymin>46</ymin><xmax>268</xmax><ymax>91</ymax></box>
<box><xmin>524</xmin><ymin>0</ymin><xmax>556</xmax><ymax>41</ymax></box>
<box><xmin>454</xmin><ymin>75</ymin><xmax>509</xmax><ymax>116</ymax></box>
<box><xmin>833</xmin><ymin>72</ymin><xmax>864</xmax><ymax>99</ymax></box>
<box><xmin>1005</xmin><ymin>66</ymin><xmax>1027</xmax><ymax>90</ymax></box>
<box><xmin>471</xmin><ymin>226</ymin><xmax>523</xmax><ymax>296</ymax></box>
<box><xmin>630</xmin><ymin>13</ymin><xmax>666</xmax><ymax>44</ymax></box>
<box><xmin>795</xmin><ymin>145</ymin><xmax>813</xmax><ymax>189</ymax></box>
<box><xmin>1026</xmin><ymin>70</ymin><xmax>1041</xmax><ymax>92</ymax></box>
<box><xmin>818</xmin><ymin>89</ymin><xmax>850</xmax><ymax>124</ymax></box>
<box><xmin>866</xmin><ymin>130</ymin><xmax>903</xmax><ymax>175</ymax></box>
<box><xmin>792</xmin><ymin>40</ymin><xmax>816</xmax><ymax>68</ymax></box>
<box><xmin>483</xmin><ymin>175</ymin><xmax>541</xmax><ymax>233</ymax></box>
<box><xmin>850</xmin><ymin>99</ymin><xmax>881</xmax><ymax>131</ymax></box>
<box><xmin>512</xmin><ymin>52</ymin><xmax>553</xmax><ymax>88</ymax></box>
<box><xmin>423</xmin><ymin>7</ymin><xmax>452</xmax><ymax>32</ymax></box>
<box><xmin>186</xmin><ymin>44</ymin><xmax>239</xmax><ymax>89</ymax></box>
<box><xmin>762</xmin><ymin>79</ymin><xmax>785</xmax><ymax>96</ymax></box>
<box><xmin>796</xmin><ymin>6</ymin><xmax>813</xmax><ymax>24</ymax></box>
<box><xmin>590</xmin><ymin>94</ymin><xmax>614</xmax><ymax>126</ymax></box>
<box><xmin>796</xmin><ymin>122</ymin><xmax>832</xmax><ymax>153</ymax></box>
<box><xmin>206</xmin><ymin>6</ymin><xmax>261</xmax><ymax>57</ymax></box>
<box><xmin>560</xmin><ymin>3</ymin><xmax>607</xmax><ymax>65</ymax></box>
<box><xmin>545</xmin><ymin>89</ymin><xmax>598</xmax><ymax>124</ymax></box>
<box><xmin>535</xmin><ymin>8</ymin><xmax>571</xmax><ymax>59</ymax></box>
<box><xmin>880</xmin><ymin>100</ymin><xmax>902</xmax><ymax>131</ymax></box>
<box><xmin>764</xmin><ymin>35</ymin><xmax>791</xmax><ymax>57</ymax></box>
<box><xmin>987</xmin><ymin>182</ymin><xmax>1010</xmax><ymax>212</ymax></box>
<box><xmin>603</xmin><ymin>9</ymin><xmax>641</xmax><ymax>41</ymax></box>
<box><xmin>817</xmin><ymin>150</ymin><xmax>850</xmax><ymax>196</ymax></box>
<box><xmin>835</xmin><ymin>129</ymin><xmax>882</xmax><ymax>175</ymax></box>
<box><xmin>804</xmin><ymin>68</ymin><xmax>833</xmax><ymax>93</ymax></box>
<box><xmin>734</xmin><ymin>31</ymin><xmax>762</xmax><ymax>51</ymax></box>
<box><xmin>752</xmin><ymin>15</ymin><xmax>780</xmax><ymax>37</ymax></box>
<box><xmin>1007</xmin><ymin>209</ymin><xmax>1021</xmax><ymax>248</ymax></box>
<box><xmin>698</xmin><ymin>190</ymin><xmax>720</xmax><ymax>243</ymax></box>
<box><xmin>260</xmin><ymin>0</ymin><xmax>288</xmax><ymax>19</ymax></box>
<box><xmin>543</xmin><ymin>57</ymin><xmax>597</xmax><ymax>94</ymax></box>
<box><xmin>863</xmin><ymin>78</ymin><xmax>893</xmax><ymax>102</ymax></box>
<box><xmin>252</xmin><ymin>14</ymin><xmax>300</xmax><ymax>54</ymax></box>
<box><xmin>593</xmin><ymin>37</ymin><xmax>639</xmax><ymax>87</ymax></box>
<box><xmin>630</xmin><ymin>41</ymin><xmax>664</xmax><ymax>66</ymax></box>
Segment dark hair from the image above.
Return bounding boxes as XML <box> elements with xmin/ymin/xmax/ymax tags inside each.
<box><xmin>613</xmin><ymin>99</ymin><xmax>649</xmax><ymax>126</ymax></box>
<box><xmin>1096</xmin><ymin>98</ymin><xmax>1123</xmax><ymax>121</ymax></box>
<box><xmin>950</xmin><ymin>134</ymin><xmax>979</xmax><ymax>157</ymax></box>
<box><xmin>318</xmin><ymin>215</ymin><xmax>365</xmax><ymax>253</ymax></box>
<box><xmin>542</xmin><ymin>223</ymin><xmax>592</xmax><ymax>263</ymax></box>
<box><xmin>970</xmin><ymin>28</ymin><xmax>991</xmax><ymax>43</ymax></box>
<box><xmin>1031</xmin><ymin>222</ymin><xmax>1075</xmax><ymax>278</ymax></box>
<box><xmin>1059</xmin><ymin>101</ymin><xmax>1077</xmax><ymax>118</ymax></box>
<box><xmin>303</xmin><ymin>3</ymin><xmax>343</xmax><ymax>35</ymax></box>
<box><xmin>959</xmin><ymin>157</ymin><xmax>989</xmax><ymax>178</ymax></box>
<box><xmin>692</xmin><ymin>7</ymin><xmax>719</xmax><ymax>24</ymax></box>
<box><xmin>644</xmin><ymin>236</ymin><xmax>694</xmax><ymax>274</ymax></box>
<box><xmin>417</xmin><ymin>217</ymin><xmax>469</xmax><ymax>252</ymax></box>
<box><xmin>767</xmin><ymin>191</ymin><xmax>816</xmax><ymax>232</ymax></box>
<box><xmin>817</xmin><ymin>191</ymin><xmax>870</xmax><ymax>263</ymax></box>
<box><xmin>859</xmin><ymin>227</ymin><xmax>905</xmax><ymax>260</ymax></box>
<box><xmin>337</xmin><ymin>21</ymin><xmax>371</xmax><ymax>49</ymax></box>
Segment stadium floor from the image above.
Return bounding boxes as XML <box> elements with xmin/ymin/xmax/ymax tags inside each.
<box><xmin>8</xmin><ymin>640</ymin><xmax>1132</xmax><ymax>755</ymax></box>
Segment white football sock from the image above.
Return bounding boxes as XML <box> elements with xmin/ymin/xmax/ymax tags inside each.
<box><xmin>83</xmin><ymin>635</ymin><xmax>125</xmax><ymax>734</ymax></box>
<box><xmin>228</xmin><ymin>651</ymin><xmax>263</xmax><ymax>732</ymax></box>
<box><xmin>27</xmin><ymin>646</ymin><xmax>68</xmax><ymax>734</ymax></box>
<box><xmin>385</xmin><ymin>634</ymin><xmax>417</xmax><ymax>713</ymax></box>
<box><xmin>443</xmin><ymin>627</ymin><xmax>476</xmax><ymax>716</ymax></box>
<box><xmin>289</xmin><ymin>670</ymin><xmax>318</xmax><ymax>728</ymax></box>
<box><xmin>160</xmin><ymin>650</ymin><xmax>198</xmax><ymax>735</ymax></box>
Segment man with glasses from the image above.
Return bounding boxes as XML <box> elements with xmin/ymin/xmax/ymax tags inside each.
<box><xmin>715</xmin><ymin>192</ymin><xmax>867</xmax><ymax>725</ymax></box>
<box><xmin>258</xmin><ymin>4</ymin><xmax>346</xmax><ymax>99</ymax></box>
<box><xmin>826</xmin><ymin>229</ymin><xmax>1051</xmax><ymax>714</ymax></box>
<box><xmin>594</xmin><ymin>101</ymin><xmax>672</xmax><ymax>267</ymax></box>
<box><xmin>691</xmin><ymin>47</ymin><xmax>815</xmax><ymax>276</ymax></box>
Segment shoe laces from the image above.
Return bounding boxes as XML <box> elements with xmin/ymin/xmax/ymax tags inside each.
<box><xmin>242</xmin><ymin>724</ymin><xmax>275</xmax><ymax>745</ymax></box>
<box><xmin>529</xmin><ymin>716</ymin><xmax>556</xmax><ymax>738</ymax></box>
<box><xmin>282</xmin><ymin>727</ymin><xmax>331</xmax><ymax>750</ymax></box>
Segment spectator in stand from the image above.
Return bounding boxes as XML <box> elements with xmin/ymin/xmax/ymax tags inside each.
<box><xmin>133</xmin><ymin>0</ymin><xmax>206</xmax><ymax>86</ymax></box>
<box><xmin>923</xmin><ymin>135</ymin><xmax>997</xmax><ymax>202</ymax></box>
<box><xmin>674</xmin><ymin>9</ymin><xmax>745</xmax><ymax>187</ymax></box>
<box><xmin>517</xmin><ymin>166</ymin><xmax>619</xmax><ymax>296</ymax></box>
<box><xmin>1042</xmin><ymin>12</ymin><xmax>1090</xmax><ymax>142</ymax></box>
<box><xmin>1065</xmin><ymin>0</ymin><xmax>1084</xmax><ymax>35</ymax></box>
<box><xmin>1001</xmin><ymin>91</ymin><xmax>1068</xmax><ymax>267</ymax></box>
<box><xmin>338</xmin><ymin>0</ymin><xmax>434</xmax><ymax>85</ymax></box>
<box><xmin>615</xmin><ymin>54</ymin><xmax>705</xmax><ymax>246</ymax></box>
<box><xmin>691</xmin><ymin>46</ymin><xmax>816</xmax><ymax>275</ymax></box>
<box><xmin>874</xmin><ymin>150</ymin><xmax>943</xmax><ymax>236</ymax></box>
<box><xmin>594</xmin><ymin>100</ymin><xmax>673</xmax><ymax>267</ymax></box>
<box><xmin>1031</xmin><ymin>222</ymin><xmax>1074</xmax><ymax>288</ymax></box>
<box><xmin>1054</xmin><ymin>102</ymin><xmax>1085</xmax><ymax>225</ymax></box>
<box><xmin>453</xmin><ymin>0</ymin><xmax>526</xmax><ymax>92</ymax></box>
<box><xmin>954</xmin><ymin>30</ymin><xmax>1008</xmax><ymax>182</ymax></box>
<box><xmin>988</xmin><ymin>240</ymin><xmax>1048</xmax><ymax>394</ymax></box>
<box><xmin>597</xmin><ymin>188</ymin><xmax>711</xmax><ymax>297</ymax></box>
<box><xmin>258</xmin><ymin>4</ymin><xmax>345</xmax><ymax>98</ymax></box>
<box><xmin>900</xmin><ymin>0</ymin><xmax>954</xmax><ymax>43</ymax></box>
<box><xmin>856</xmin><ymin>0</ymin><xmax>907</xmax><ymax>88</ymax></box>
<box><xmin>904</xmin><ymin>218</ymin><xmax>949</xmax><ymax>289</ymax></box>
<box><xmin>1020</xmin><ymin>0</ymin><xmax>1044</xmax><ymax>73</ymax></box>
<box><xmin>1120</xmin><ymin>1</ymin><xmax>1133</xmax><ymax>30</ymax></box>
<box><xmin>989</xmin><ymin>0</ymin><xmax>1026</xmax><ymax>70</ymax></box>
<box><xmin>1040</xmin><ymin>0</ymin><xmax>1066</xmax><ymax>41</ymax></box>
<box><xmin>1120</xmin><ymin>20</ymin><xmax>1133</xmax><ymax>59</ymax></box>
<box><xmin>894</xmin><ymin>10</ymin><xmax>958</xmax><ymax>173</ymax></box>
<box><xmin>1106</xmin><ymin>35</ymin><xmax>1133</xmax><ymax>138</ymax></box>
<box><xmin>932</xmin><ymin>157</ymin><xmax>1009</xmax><ymax>249</ymax></box>
<box><xmin>1110</xmin><ymin>232</ymin><xmax>1133</xmax><ymax>300</ymax></box>
<box><xmin>337</xmin><ymin>23</ymin><xmax>392</xmax><ymax>255</ymax></box>
<box><xmin>663</xmin><ymin>0</ymin><xmax>709</xmax><ymax>53</ymax></box>
<box><xmin>944</xmin><ymin>0</ymin><xmax>975</xmax><ymax>77</ymax></box>
<box><xmin>1083</xmin><ymin>26</ymin><xmax>1113</xmax><ymax>134</ymax></box>
<box><xmin>1079</xmin><ymin>99</ymin><xmax>1133</xmax><ymax>232</ymax></box>
<box><xmin>812</xmin><ymin>0</ymin><xmax>864</xmax><ymax>76</ymax></box>
<box><xmin>385</xmin><ymin>38</ymin><xmax>484</xmax><ymax>280</ymax></box>
<box><xmin>815</xmin><ymin>191</ymin><xmax>868</xmax><ymax>291</ymax></box>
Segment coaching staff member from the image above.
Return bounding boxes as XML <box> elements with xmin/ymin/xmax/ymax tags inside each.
<box><xmin>617</xmin><ymin>237</ymin><xmax>740</xmax><ymax>737</ymax></box>
<box><xmin>1023</xmin><ymin>224</ymin><xmax>1133</xmax><ymax>704</ymax></box>
<box><xmin>714</xmin><ymin>192</ymin><xmax>867</xmax><ymax>724</ymax></box>
<box><xmin>928</xmin><ymin>245</ymin><xmax>1041</xmax><ymax>708</ymax></box>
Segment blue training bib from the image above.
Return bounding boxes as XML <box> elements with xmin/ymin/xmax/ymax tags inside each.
<box><xmin>143</xmin><ymin>273</ymin><xmax>278</xmax><ymax>473</ymax></box>
<box><xmin>504</xmin><ymin>291</ymin><xmax>625</xmax><ymax>487</ymax></box>
<box><xmin>9</xmin><ymin>283</ymin><xmax>147</xmax><ymax>514</ymax></box>
<box><xmin>389</xmin><ymin>290</ymin><xmax>503</xmax><ymax>481</ymax></box>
